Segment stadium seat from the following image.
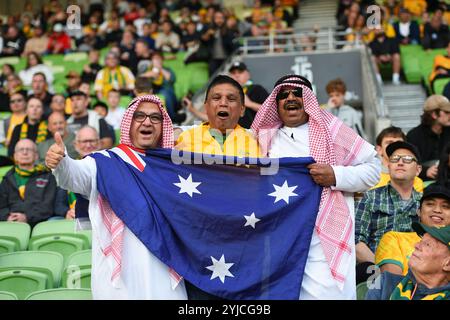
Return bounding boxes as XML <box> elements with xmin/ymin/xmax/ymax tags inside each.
<box><xmin>25</xmin><ymin>288</ymin><xmax>92</xmax><ymax>300</ymax></box>
<box><xmin>356</xmin><ymin>282</ymin><xmax>369</xmax><ymax>300</ymax></box>
<box><xmin>0</xmin><ymin>290</ymin><xmax>18</xmax><ymax>300</ymax></box>
<box><xmin>433</xmin><ymin>78</ymin><xmax>450</xmax><ymax>95</ymax></box>
<box><xmin>61</xmin><ymin>267</ymin><xmax>91</xmax><ymax>289</ymax></box>
<box><xmin>0</xmin><ymin>166</ymin><xmax>12</xmax><ymax>179</ymax></box>
<box><xmin>61</xmin><ymin>250</ymin><xmax>92</xmax><ymax>289</ymax></box>
<box><xmin>0</xmin><ymin>222</ymin><xmax>31</xmax><ymax>253</ymax></box>
<box><xmin>163</xmin><ymin>52</ymin><xmax>209</xmax><ymax>100</ymax></box>
<box><xmin>400</xmin><ymin>45</ymin><xmax>423</xmax><ymax>83</ymax></box>
<box><xmin>65</xmin><ymin>249</ymin><xmax>91</xmax><ymax>270</ymax></box>
<box><xmin>0</xmin><ymin>251</ymin><xmax>64</xmax><ymax>288</ymax></box>
<box><xmin>31</xmin><ymin>220</ymin><xmax>91</xmax><ymax>247</ymax></box>
<box><xmin>0</xmin><ymin>268</ymin><xmax>48</xmax><ymax>300</ymax></box>
<box><xmin>420</xmin><ymin>48</ymin><xmax>447</xmax><ymax>92</ymax></box>
<box><xmin>28</xmin><ymin>235</ymin><xmax>87</xmax><ymax>263</ymax></box>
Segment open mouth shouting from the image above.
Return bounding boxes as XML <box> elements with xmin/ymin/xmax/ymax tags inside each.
<box><xmin>217</xmin><ymin>110</ymin><xmax>230</xmax><ymax>120</ymax></box>
<box><xmin>139</xmin><ymin>128</ymin><xmax>154</xmax><ymax>139</ymax></box>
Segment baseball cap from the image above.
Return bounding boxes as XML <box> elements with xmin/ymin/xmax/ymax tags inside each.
<box><xmin>420</xmin><ymin>184</ymin><xmax>450</xmax><ymax>205</ymax></box>
<box><xmin>413</xmin><ymin>222</ymin><xmax>450</xmax><ymax>250</ymax></box>
<box><xmin>53</xmin><ymin>23</ymin><xmax>64</xmax><ymax>33</ymax></box>
<box><xmin>423</xmin><ymin>95</ymin><xmax>450</xmax><ymax>112</ymax></box>
<box><xmin>229</xmin><ymin>62</ymin><xmax>248</xmax><ymax>73</ymax></box>
<box><xmin>68</xmin><ymin>90</ymin><xmax>87</xmax><ymax>98</ymax></box>
<box><xmin>386</xmin><ymin>141</ymin><xmax>421</xmax><ymax>163</ymax></box>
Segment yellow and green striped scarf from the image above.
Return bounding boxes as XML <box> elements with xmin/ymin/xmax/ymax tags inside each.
<box><xmin>390</xmin><ymin>276</ymin><xmax>450</xmax><ymax>300</ymax></box>
<box><xmin>102</xmin><ymin>67</ymin><xmax>126</xmax><ymax>97</ymax></box>
<box><xmin>14</xmin><ymin>164</ymin><xmax>49</xmax><ymax>199</ymax></box>
<box><xmin>20</xmin><ymin>121</ymin><xmax>48</xmax><ymax>144</ymax></box>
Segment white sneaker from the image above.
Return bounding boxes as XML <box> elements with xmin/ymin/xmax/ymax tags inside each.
<box><xmin>392</xmin><ymin>73</ymin><xmax>401</xmax><ymax>85</ymax></box>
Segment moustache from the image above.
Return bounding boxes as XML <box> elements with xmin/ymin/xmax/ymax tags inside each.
<box><xmin>283</xmin><ymin>101</ymin><xmax>303</xmax><ymax>110</ymax></box>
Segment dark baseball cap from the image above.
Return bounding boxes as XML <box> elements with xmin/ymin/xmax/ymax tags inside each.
<box><xmin>413</xmin><ymin>222</ymin><xmax>450</xmax><ymax>250</ymax></box>
<box><xmin>68</xmin><ymin>90</ymin><xmax>88</xmax><ymax>98</ymax></box>
<box><xmin>420</xmin><ymin>184</ymin><xmax>450</xmax><ymax>205</ymax></box>
<box><xmin>228</xmin><ymin>61</ymin><xmax>248</xmax><ymax>73</ymax></box>
<box><xmin>386</xmin><ymin>141</ymin><xmax>421</xmax><ymax>163</ymax></box>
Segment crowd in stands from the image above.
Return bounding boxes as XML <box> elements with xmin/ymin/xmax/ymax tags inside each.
<box><xmin>337</xmin><ymin>0</ymin><xmax>450</xmax><ymax>85</ymax></box>
<box><xmin>0</xmin><ymin>0</ymin><xmax>296</xmax><ymax>226</ymax></box>
<box><xmin>0</xmin><ymin>0</ymin><xmax>449</xmax><ymax>300</ymax></box>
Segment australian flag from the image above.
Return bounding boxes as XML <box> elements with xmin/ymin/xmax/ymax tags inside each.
<box><xmin>91</xmin><ymin>147</ymin><xmax>322</xmax><ymax>300</ymax></box>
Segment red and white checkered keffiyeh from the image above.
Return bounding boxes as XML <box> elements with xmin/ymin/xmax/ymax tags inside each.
<box><xmin>251</xmin><ymin>77</ymin><xmax>366</xmax><ymax>285</ymax></box>
<box><xmin>97</xmin><ymin>95</ymin><xmax>181</xmax><ymax>288</ymax></box>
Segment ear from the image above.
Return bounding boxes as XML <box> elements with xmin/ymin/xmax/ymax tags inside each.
<box><xmin>375</xmin><ymin>145</ymin><xmax>382</xmax><ymax>156</ymax></box>
<box><xmin>416</xmin><ymin>164</ymin><xmax>422</xmax><ymax>177</ymax></box>
<box><xmin>442</xmin><ymin>255</ymin><xmax>450</xmax><ymax>273</ymax></box>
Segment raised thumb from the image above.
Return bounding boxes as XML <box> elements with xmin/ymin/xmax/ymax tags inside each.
<box><xmin>54</xmin><ymin>131</ymin><xmax>65</xmax><ymax>148</ymax></box>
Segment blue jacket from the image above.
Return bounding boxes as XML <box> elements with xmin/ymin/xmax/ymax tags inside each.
<box><xmin>393</xmin><ymin>21</ymin><xmax>420</xmax><ymax>45</ymax></box>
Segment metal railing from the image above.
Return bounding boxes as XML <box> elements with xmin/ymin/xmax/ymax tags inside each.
<box><xmin>360</xmin><ymin>44</ymin><xmax>390</xmax><ymax>143</ymax></box>
<box><xmin>238</xmin><ymin>27</ymin><xmax>361</xmax><ymax>54</ymax></box>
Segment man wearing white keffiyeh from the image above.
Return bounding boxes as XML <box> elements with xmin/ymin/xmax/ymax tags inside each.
<box><xmin>45</xmin><ymin>94</ymin><xmax>187</xmax><ymax>299</ymax></box>
<box><xmin>251</xmin><ymin>75</ymin><xmax>381</xmax><ymax>299</ymax></box>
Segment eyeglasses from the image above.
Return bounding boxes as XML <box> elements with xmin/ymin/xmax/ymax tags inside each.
<box><xmin>133</xmin><ymin>111</ymin><xmax>163</xmax><ymax>124</ymax></box>
<box><xmin>389</xmin><ymin>154</ymin><xmax>417</xmax><ymax>164</ymax></box>
<box><xmin>15</xmin><ymin>147</ymin><xmax>36</xmax><ymax>154</ymax></box>
<box><xmin>77</xmin><ymin>139</ymin><xmax>99</xmax><ymax>145</ymax></box>
<box><xmin>10</xmin><ymin>99</ymin><xmax>24</xmax><ymax>104</ymax></box>
<box><xmin>276</xmin><ymin>88</ymin><xmax>303</xmax><ymax>101</ymax></box>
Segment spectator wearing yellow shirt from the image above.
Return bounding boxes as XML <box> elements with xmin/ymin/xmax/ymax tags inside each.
<box><xmin>94</xmin><ymin>52</ymin><xmax>135</xmax><ymax>101</ymax></box>
<box><xmin>175</xmin><ymin>75</ymin><xmax>260</xmax><ymax>300</ymax></box>
<box><xmin>375</xmin><ymin>184</ymin><xmax>450</xmax><ymax>276</ymax></box>
<box><xmin>373</xmin><ymin>126</ymin><xmax>424</xmax><ymax>192</ymax></box>
<box><xmin>176</xmin><ymin>75</ymin><xmax>260</xmax><ymax>158</ymax></box>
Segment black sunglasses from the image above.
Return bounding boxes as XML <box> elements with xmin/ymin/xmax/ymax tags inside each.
<box><xmin>276</xmin><ymin>88</ymin><xmax>303</xmax><ymax>101</ymax></box>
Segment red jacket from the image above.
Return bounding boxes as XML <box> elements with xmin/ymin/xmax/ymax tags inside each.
<box><xmin>47</xmin><ymin>32</ymin><xmax>72</xmax><ymax>53</ymax></box>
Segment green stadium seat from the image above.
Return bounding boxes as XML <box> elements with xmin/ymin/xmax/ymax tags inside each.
<box><xmin>0</xmin><ymin>111</ymin><xmax>12</xmax><ymax>119</ymax></box>
<box><xmin>0</xmin><ymin>222</ymin><xmax>31</xmax><ymax>253</ymax></box>
<box><xmin>61</xmin><ymin>250</ymin><xmax>92</xmax><ymax>289</ymax></box>
<box><xmin>433</xmin><ymin>78</ymin><xmax>450</xmax><ymax>95</ymax></box>
<box><xmin>61</xmin><ymin>267</ymin><xmax>91</xmax><ymax>289</ymax></box>
<box><xmin>65</xmin><ymin>250</ymin><xmax>91</xmax><ymax>269</ymax></box>
<box><xmin>356</xmin><ymin>282</ymin><xmax>369</xmax><ymax>300</ymax></box>
<box><xmin>25</xmin><ymin>288</ymin><xmax>92</xmax><ymax>300</ymax></box>
<box><xmin>31</xmin><ymin>219</ymin><xmax>91</xmax><ymax>247</ymax></box>
<box><xmin>163</xmin><ymin>52</ymin><xmax>209</xmax><ymax>100</ymax></box>
<box><xmin>400</xmin><ymin>45</ymin><xmax>424</xmax><ymax>83</ymax></box>
<box><xmin>0</xmin><ymin>237</ymin><xmax>20</xmax><ymax>254</ymax></box>
<box><xmin>0</xmin><ymin>290</ymin><xmax>18</xmax><ymax>300</ymax></box>
<box><xmin>0</xmin><ymin>268</ymin><xmax>48</xmax><ymax>300</ymax></box>
<box><xmin>119</xmin><ymin>95</ymin><xmax>133</xmax><ymax>108</ymax></box>
<box><xmin>28</xmin><ymin>234</ymin><xmax>88</xmax><ymax>262</ymax></box>
<box><xmin>420</xmin><ymin>48</ymin><xmax>447</xmax><ymax>92</ymax></box>
<box><xmin>0</xmin><ymin>251</ymin><xmax>64</xmax><ymax>288</ymax></box>
<box><xmin>0</xmin><ymin>166</ymin><xmax>12</xmax><ymax>179</ymax></box>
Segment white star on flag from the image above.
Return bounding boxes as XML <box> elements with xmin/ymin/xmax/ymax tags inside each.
<box><xmin>268</xmin><ymin>180</ymin><xmax>298</xmax><ymax>204</ymax></box>
<box><xmin>174</xmin><ymin>174</ymin><xmax>201</xmax><ymax>197</ymax></box>
<box><xmin>244</xmin><ymin>212</ymin><xmax>261</xmax><ymax>229</ymax></box>
<box><xmin>206</xmin><ymin>254</ymin><xmax>234</xmax><ymax>283</ymax></box>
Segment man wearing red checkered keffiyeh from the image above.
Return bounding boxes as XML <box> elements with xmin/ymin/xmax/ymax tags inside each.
<box><xmin>251</xmin><ymin>75</ymin><xmax>381</xmax><ymax>299</ymax></box>
<box><xmin>45</xmin><ymin>94</ymin><xmax>187</xmax><ymax>300</ymax></box>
